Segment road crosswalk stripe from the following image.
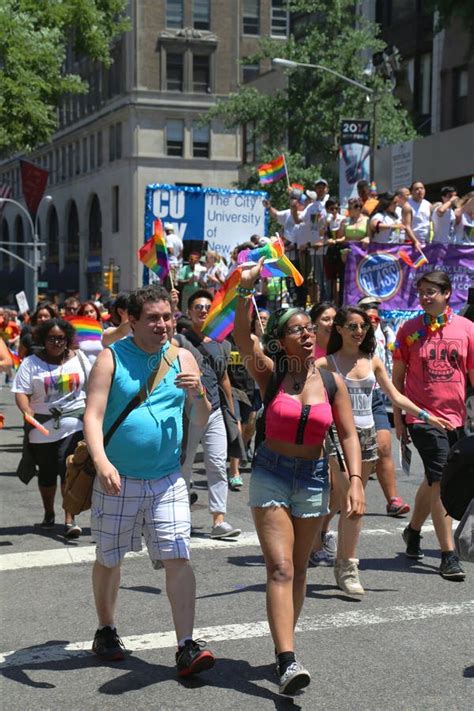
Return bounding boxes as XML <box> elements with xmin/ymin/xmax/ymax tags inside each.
<box><xmin>0</xmin><ymin>525</ymin><xmax>441</xmax><ymax>573</ymax></box>
<box><xmin>0</xmin><ymin>600</ymin><xmax>472</xmax><ymax>669</ymax></box>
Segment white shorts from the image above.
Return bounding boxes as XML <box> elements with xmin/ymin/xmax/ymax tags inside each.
<box><xmin>91</xmin><ymin>472</ymin><xmax>191</xmax><ymax>568</ymax></box>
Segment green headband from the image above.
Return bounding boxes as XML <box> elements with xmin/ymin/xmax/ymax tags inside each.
<box><xmin>263</xmin><ymin>307</ymin><xmax>305</xmax><ymax>347</ymax></box>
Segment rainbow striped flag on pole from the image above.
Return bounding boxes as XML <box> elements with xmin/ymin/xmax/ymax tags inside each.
<box><xmin>138</xmin><ymin>218</ymin><xmax>170</xmax><ymax>280</ymax></box>
<box><xmin>66</xmin><ymin>317</ymin><xmax>103</xmax><ymax>343</ymax></box>
<box><xmin>257</xmin><ymin>155</ymin><xmax>287</xmax><ymax>185</ymax></box>
<box><xmin>201</xmin><ymin>268</ymin><xmax>243</xmax><ymax>342</ymax></box>
<box><xmin>398</xmin><ymin>248</ymin><xmax>428</xmax><ymax>269</ymax></box>
<box><xmin>238</xmin><ymin>237</ymin><xmax>304</xmax><ymax>286</ymax></box>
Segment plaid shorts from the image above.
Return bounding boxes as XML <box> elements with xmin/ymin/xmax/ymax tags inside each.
<box><xmin>325</xmin><ymin>425</ymin><xmax>378</xmax><ymax>463</ymax></box>
<box><xmin>91</xmin><ymin>472</ymin><xmax>190</xmax><ymax>568</ymax></box>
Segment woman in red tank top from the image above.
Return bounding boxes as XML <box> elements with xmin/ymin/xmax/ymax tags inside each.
<box><xmin>234</xmin><ymin>259</ymin><xmax>364</xmax><ymax>696</ymax></box>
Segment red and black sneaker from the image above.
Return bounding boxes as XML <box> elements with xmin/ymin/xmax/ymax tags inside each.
<box><xmin>176</xmin><ymin>639</ymin><xmax>215</xmax><ymax>677</ymax></box>
<box><xmin>92</xmin><ymin>626</ymin><xmax>126</xmax><ymax>661</ymax></box>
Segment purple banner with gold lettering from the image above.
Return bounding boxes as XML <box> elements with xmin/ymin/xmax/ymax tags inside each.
<box><xmin>343</xmin><ymin>244</ymin><xmax>473</xmax><ymax>313</ymax></box>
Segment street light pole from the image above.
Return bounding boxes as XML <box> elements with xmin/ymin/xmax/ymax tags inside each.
<box><xmin>0</xmin><ymin>195</ymin><xmax>52</xmax><ymax>309</ymax></box>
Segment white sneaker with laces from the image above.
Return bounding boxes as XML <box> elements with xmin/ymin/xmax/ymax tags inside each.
<box><xmin>210</xmin><ymin>521</ymin><xmax>241</xmax><ymax>539</ymax></box>
<box><xmin>279</xmin><ymin>661</ymin><xmax>311</xmax><ymax>695</ymax></box>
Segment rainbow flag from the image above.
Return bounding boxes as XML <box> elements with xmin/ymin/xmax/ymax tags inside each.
<box><xmin>238</xmin><ymin>237</ymin><xmax>304</xmax><ymax>286</ymax></box>
<box><xmin>201</xmin><ymin>268</ymin><xmax>243</xmax><ymax>342</ymax></box>
<box><xmin>257</xmin><ymin>155</ymin><xmax>286</xmax><ymax>185</ymax></box>
<box><xmin>138</xmin><ymin>219</ymin><xmax>169</xmax><ymax>279</ymax></box>
<box><xmin>8</xmin><ymin>348</ymin><xmax>21</xmax><ymax>370</ymax></box>
<box><xmin>66</xmin><ymin>316</ymin><xmax>103</xmax><ymax>343</ymax></box>
<box><xmin>398</xmin><ymin>248</ymin><xmax>428</xmax><ymax>269</ymax></box>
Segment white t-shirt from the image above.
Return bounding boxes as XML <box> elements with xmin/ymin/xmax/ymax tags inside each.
<box><xmin>12</xmin><ymin>352</ymin><xmax>91</xmax><ymax>443</ymax></box>
<box><xmin>407</xmin><ymin>198</ymin><xmax>432</xmax><ymax>244</ymax></box>
<box><xmin>275</xmin><ymin>209</ymin><xmax>298</xmax><ymax>241</ymax></box>
<box><xmin>370</xmin><ymin>212</ymin><xmax>401</xmax><ymax>244</ymax></box>
<box><xmin>293</xmin><ymin>201</ymin><xmax>327</xmax><ymax>252</ymax></box>
<box><xmin>165</xmin><ymin>232</ymin><xmax>184</xmax><ymax>267</ymax></box>
<box><xmin>453</xmin><ymin>212</ymin><xmax>473</xmax><ymax>245</ymax></box>
<box><xmin>431</xmin><ymin>204</ymin><xmax>456</xmax><ymax>244</ymax></box>
<box><xmin>79</xmin><ymin>339</ymin><xmax>103</xmax><ymax>364</ymax></box>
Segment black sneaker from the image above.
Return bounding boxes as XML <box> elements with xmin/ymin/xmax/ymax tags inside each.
<box><xmin>402</xmin><ymin>525</ymin><xmax>424</xmax><ymax>559</ymax></box>
<box><xmin>190</xmin><ymin>492</ymin><xmax>198</xmax><ymax>506</ymax></box>
<box><xmin>175</xmin><ymin>639</ymin><xmax>215</xmax><ymax>677</ymax></box>
<box><xmin>36</xmin><ymin>513</ymin><xmax>55</xmax><ymax>529</ymax></box>
<box><xmin>439</xmin><ymin>553</ymin><xmax>466</xmax><ymax>581</ymax></box>
<box><xmin>64</xmin><ymin>521</ymin><xmax>82</xmax><ymax>539</ymax></box>
<box><xmin>92</xmin><ymin>626</ymin><xmax>126</xmax><ymax>661</ymax></box>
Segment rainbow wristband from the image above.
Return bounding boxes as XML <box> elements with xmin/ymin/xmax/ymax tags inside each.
<box><xmin>418</xmin><ymin>410</ymin><xmax>430</xmax><ymax>422</ymax></box>
<box><xmin>236</xmin><ymin>286</ymin><xmax>256</xmax><ymax>299</ymax></box>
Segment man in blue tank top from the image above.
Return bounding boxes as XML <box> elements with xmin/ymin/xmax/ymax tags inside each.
<box><xmin>84</xmin><ymin>286</ymin><xmax>216</xmax><ymax>677</ymax></box>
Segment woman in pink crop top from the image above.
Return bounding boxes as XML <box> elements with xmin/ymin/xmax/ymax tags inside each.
<box><xmin>234</xmin><ymin>259</ymin><xmax>364</xmax><ymax>696</ymax></box>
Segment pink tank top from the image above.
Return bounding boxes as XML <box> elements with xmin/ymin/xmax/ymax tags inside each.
<box><xmin>266</xmin><ymin>390</ymin><xmax>333</xmax><ymax>446</ymax></box>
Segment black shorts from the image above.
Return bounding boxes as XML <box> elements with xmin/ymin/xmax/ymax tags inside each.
<box><xmin>372</xmin><ymin>389</ymin><xmax>391</xmax><ymax>432</ymax></box>
<box><xmin>407</xmin><ymin>424</ymin><xmax>465</xmax><ymax>485</ymax></box>
<box><xmin>30</xmin><ymin>431</ymin><xmax>83</xmax><ymax>487</ymax></box>
<box><xmin>233</xmin><ymin>397</ymin><xmax>252</xmax><ymax>425</ymax></box>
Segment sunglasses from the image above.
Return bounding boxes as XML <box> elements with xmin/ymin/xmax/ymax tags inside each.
<box><xmin>193</xmin><ymin>304</ymin><xmax>211</xmax><ymax>312</ymax></box>
<box><xmin>343</xmin><ymin>323</ymin><xmax>370</xmax><ymax>333</ymax></box>
<box><xmin>46</xmin><ymin>335</ymin><xmax>67</xmax><ymax>344</ymax></box>
<box><xmin>65</xmin><ymin>306</ymin><xmax>79</xmax><ymax>312</ymax></box>
<box><xmin>350</xmin><ymin>204</ymin><xmax>362</xmax><ymax>209</ymax></box>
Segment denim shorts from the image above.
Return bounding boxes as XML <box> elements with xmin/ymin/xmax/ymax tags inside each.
<box><xmin>249</xmin><ymin>443</ymin><xmax>330</xmax><ymax>518</ymax></box>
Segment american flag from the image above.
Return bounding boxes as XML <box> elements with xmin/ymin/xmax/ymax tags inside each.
<box><xmin>0</xmin><ymin>183</ymin><xmax>12</xmax><ymax>213</ymax></box>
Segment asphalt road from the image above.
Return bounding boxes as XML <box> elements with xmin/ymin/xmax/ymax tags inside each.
<box><xmin>1</xmin><ymin>386</ymin><xmax>472</xmax><ymax>711</ymax></box>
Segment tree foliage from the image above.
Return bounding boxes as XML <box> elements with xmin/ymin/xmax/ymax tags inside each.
<box><xmin>206</xmin><ymin>0</ymin><xmax>417</xmax><ymax>198</ymax></box>
<box><xmin>0</xmin><ymin>0</ymin><xmax>129</xmax><ymax>153</ymax></box>
<box><xmin>430</xmin><ymin>0</ymin><xmax>474</xmax><ymax>42</ymax></box>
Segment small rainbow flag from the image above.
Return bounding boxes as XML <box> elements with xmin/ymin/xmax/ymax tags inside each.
<box><xmin>66</xmin><ymin>316</ymin><xmax>103</xmax><ymax>343</ymax></box>
<box><xmin>257</xmin><ymin>155</ymin><xmax>286</xmax><ymax>185</ymax></box>
<box><xmin>8</xmin><ymin>348</ymin><xmax>21</xmax><ymax>370</ymax></box>
<box><xmin>202</xmin><ymin>268</ymin><xmax>243</xmax><ymax>342</ymax></box>
<box><xmin>238</xmin><ymin>237</ymin><xmax>304</xmax><ymax>286</ymax></box>
<box><xmin>138</xmin><ymin>219</ymin><xmax>169</xmax><ymax>280</ymax></box>
<box><xmin>398</xmin><ymin>248</ymin><xmax>428</xmax><ymax>269</ymax></box>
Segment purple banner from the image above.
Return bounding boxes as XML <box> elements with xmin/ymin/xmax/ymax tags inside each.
<box><xmin>343</xmin><ymin>244</ymin><xmax>473</xmax><ymax>312</ymax></box>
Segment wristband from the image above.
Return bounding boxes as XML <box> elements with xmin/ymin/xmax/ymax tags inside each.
<box><xmin>349</xmin><ymin>475</ymin><xmax>363</xmax><ymax>481</ymax></box>
<box><xmin>236</xmin><ymin>285</ymin><xmax>256</xmax><ymax>299</ymax></box>
<box><xmin>418</xmin><ymin>410</ymin><xmax>430</xmax><ymax>422</ymax></box>
<box><xmin>193</xmin><ymin>384</ymin><xmax>206</xmax><ymax>400</ymax></box>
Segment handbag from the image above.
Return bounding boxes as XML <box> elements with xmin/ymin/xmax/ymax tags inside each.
<box><xmin>63</xmin><ymin>344</ymin><xmax>179</xmax><ymax>515</ymax></box>
<box><xmin>454</xmin><ymin>499</ymin><xmax>474</xmax><ymax>563</ymax></box>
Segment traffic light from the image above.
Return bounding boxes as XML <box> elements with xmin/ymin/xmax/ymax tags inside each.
<box><xmin>103</xmin><ymin>268</ymin><xmax>113</xmax><ymax>292</ymax></box>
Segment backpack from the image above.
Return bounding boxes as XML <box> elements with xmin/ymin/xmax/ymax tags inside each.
<box><xmin>440</xmin><ymin>435</ymin><xmax>474</xmax><ymax>521</ymax></box>
<box><xmin>254</xmin><ymin>366</ymin><xmax>338</xmax><ymax>454</ymax></box>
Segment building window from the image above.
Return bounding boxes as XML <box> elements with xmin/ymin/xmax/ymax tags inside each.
<box><xmin>115</xmin><ymin>123</ymin><xmax>122</xmax><ymax>160</ymax></box>
<box><xmin>97</xmin><ymin>131</ymin><xmax>103</xmax><ymax>166</ymax></box>
<box><xmin>166</xmin><ymin>119</ymin><xmax>184</xmax><ymax>157</ymax></box>
<box><xmin>89</xmin><ymin>134</ymin><xmax>96</xmax><ymax>170</ymax></box>
<box><xmin>112</xmin><ymin>185</ymin><xmax>119</xmax><ymax>233</ymax></box>
<box><xmin>271</xmin><ymin>0</ymin><xmax>288</xmax><ymax>37</ymax></box>
<box><xmin>75</xmin><ymin>141</ymin><xmax>80</xmax><ymax>175</ymax></box>
<box><xmin>243</xmin><ymin>0</ymin><xmax>260</xmax><ymax>35</ymax></box>
<box><xmin>166</xmin><ymin>0</ymin><xmax>183</xmax><ymax>29</ymax></box>
<box><xmin>193</xmin><ymin>54</ymin><xmax>210</xmax><ymax>92</ymax></box>
<box><xmin>452</xmin><ymin>66</ymin><xmax>468</xmax><ymax>127</ymax></box>
<box><xmin>193</xmin><ymin>122</ymin><xmax>210</xmax><ymax>158</ymax></box>
<box><xmin>193</xmin><ymin>0</ymin><xmax>210</xmax><ymax>30</ymax></box>
<box><xmin>243</xmin><ymin>121</ymin><xmax>258</xmax><ymax>163</ymax></box>
<box><xmin>61</xmin><ymin>146</ymin><xmax>67</xmax><ymax>180</ymax></box>
<box><xmin>242</xmin><ymin>62</ymin><xmax>260</xmax><ymax>83</ymax></box>
<box><xmin>419</xmin><ymin>52</ymin><xmax>431</xmax><ymax>117</ymax></box>
<box><xmin>82</xmin><ymin>138</ymin><xmax>88</xmax><ymax>173</ymax></box>
<box><xmin>109</xmin><ymin>125</ymin><xmax>115</xmax><ymax>161</ymax></box>
<box><xmin>167</xmin><ymin>53</ymin><xmax>184</xmax><ymax>91</ymax></box>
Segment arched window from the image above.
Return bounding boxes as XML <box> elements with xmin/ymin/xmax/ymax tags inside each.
<box><xmin>66</xmin><ymin>201</ymin><xmax>80</xmax><ymax>263</ymax></box>
<box><xmin>0</xmin><ymin>220</ymin><xmax>9</xmax><ymax>271</ymax></box>
<box><xmin>89</xmin><ymin>194</ymin><xmax>102</xmax><ymax>253</ymax></box>
<box><xmin>47</xmin><ymin>206</ymin><xmax>59</xmax><ymax>260</ymax></box>
<box><xmin>14</xmin><ymin>215</ymin><xmax>24</xmax><ymax>262</ymax></box>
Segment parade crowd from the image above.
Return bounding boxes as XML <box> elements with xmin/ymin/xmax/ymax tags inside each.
<box><xmin>1</xmin><ymin>179</ymin><xmax>473</xmax><ymax>697</ymax></box>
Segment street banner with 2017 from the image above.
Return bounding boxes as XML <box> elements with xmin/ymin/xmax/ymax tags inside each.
<box><xmin>344</xmin><ymin>243</ymin><xmax>473</xmax><ymax>313</ymax></box>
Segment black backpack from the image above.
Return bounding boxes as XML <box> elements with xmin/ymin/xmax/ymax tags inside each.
<box><xmin>441</xmin><ymin>435</ymin><xmax>474</xmax><ymax>520</ymax></box>
<box><xmin>254</xmin><ymin>366</ymin><xmax>338</xmax><ymax>454</ymax></box>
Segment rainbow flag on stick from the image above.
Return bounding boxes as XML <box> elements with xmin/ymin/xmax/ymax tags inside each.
<box><xmin>66</xmin><ymin>317</ymin><xmax>103</xmax><ymax>343</ymax></box>
<box><xmin>138</xmin><ymin>218</ymin><xmax>170</xmax><ymax>280</ymax></box>
<box><xmin>201</xmin><ymin>268</ymin><xmax>244</xmax><ymax>342</ymax></box>
<box><xmin>238</xmin><ymin>237</ymin><xmax>304</xmax><ymax>286</ymax></box>
<box><xmin>398</xmin><ymin>248</ymin><xmax>428</xmax><ymax>269</ymax></box>
<box><xmin>8</xmin><ymin>348</ymin><xmax>21</xmax><ymax>370</ymax></box>
<box><xmin>257</xmin><ymin>155</ymin><xmax>287</xmax><ymax>185</ymax></box>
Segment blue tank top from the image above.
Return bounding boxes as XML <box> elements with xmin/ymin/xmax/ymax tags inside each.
<box><xmin>103</xmin><ymin>338</ymin><xmax>184</xmax><ymax>480</ymax></box>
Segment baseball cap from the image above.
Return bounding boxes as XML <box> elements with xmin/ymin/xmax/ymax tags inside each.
<box><xmin>164</xmin><ymin>222</ymin><xmax>174</xmax><ymax>231</ymax></box>
<box><xmin>358</xmin><ymin>296</ymin><xmax>381</xmax><ymax>307</ymax></box>
<box><xmin>315</xmin><ymin>179</ymin><xmax>329</xmax><ymax>187</ymax></box>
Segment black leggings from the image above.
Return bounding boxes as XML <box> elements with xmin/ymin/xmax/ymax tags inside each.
<box><xmin>30</xmin><ymin>431</ymin><xmax>83</xmax><ymax>487</ymax></box>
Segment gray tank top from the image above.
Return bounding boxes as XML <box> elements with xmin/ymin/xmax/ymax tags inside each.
<box><xmin>330</xmin><ymin>355</ymin><xmax>376</xmax><ymax>428</ymax></box>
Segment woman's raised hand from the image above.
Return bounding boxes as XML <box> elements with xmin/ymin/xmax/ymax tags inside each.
<box><xmin>240</xmin><ymin>257</ymin><xmax>265</xmax><ymax>288</ymax></box>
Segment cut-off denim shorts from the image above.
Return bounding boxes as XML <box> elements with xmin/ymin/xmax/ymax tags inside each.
<box><xmin>249</xmin><ymin>443</ymin><xmax>330</xmax><ymax>518</ymax></box>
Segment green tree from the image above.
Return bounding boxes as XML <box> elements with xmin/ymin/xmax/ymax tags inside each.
<box><xmin>206</xmin><ymin>0</ymin><xmax>416</xmax><ymax>199</ymax></box>
<box><xmin>0</xmin><ymin>0</ymin><xmax>129</xmax><ymax>153</ymax></box>
<box><xmin>431</xmin><ymin>0</ymin><xmax>474</xmax><ymax>42</ymax></box>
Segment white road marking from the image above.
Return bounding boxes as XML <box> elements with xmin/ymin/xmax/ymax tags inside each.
<box><xmin>0</xmin><ymin>524</ymin><xmax>443</xmax><ymax>573</ymax></box>
<box><xmin>0</xmin><ymin>600</ymin><xmax>472</xmax><ymax>669</ymax></box>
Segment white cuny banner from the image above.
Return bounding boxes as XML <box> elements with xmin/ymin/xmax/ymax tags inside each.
<box><xmin>147</xmin><ymin>185</ymin><xmax>268</xmax><ymax>259</ymax></box>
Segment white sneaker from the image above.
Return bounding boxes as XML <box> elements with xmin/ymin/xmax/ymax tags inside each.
<box><xmin>334</xmin><ymin>558</ymin><xmax>365</xmax><ymax>596</ymax></box>
<box><xmin>279</xmin><ymin>661</ymin><xmax>311</xmax><ymax>695</ymax></box>
<box><xmin>210</xmin><ymin>521</ymin><xmax>241</xmax><ymax>539</ymax></box>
